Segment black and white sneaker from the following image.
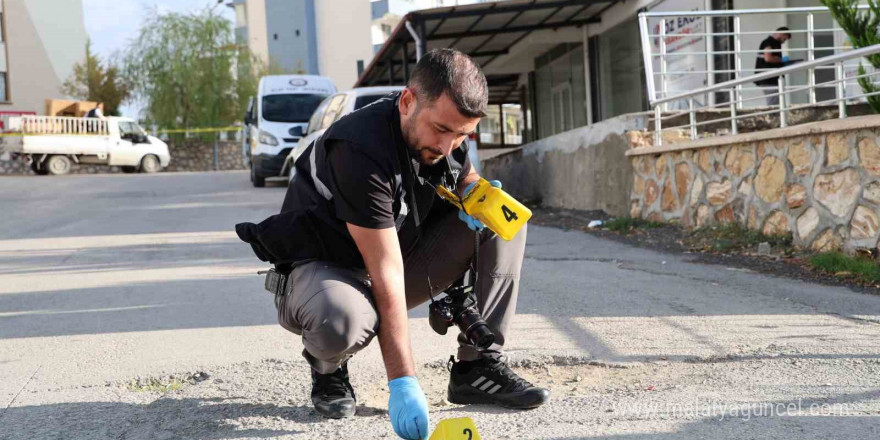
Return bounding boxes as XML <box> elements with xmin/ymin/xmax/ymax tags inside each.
<box><xmin>447</xmin><ymin>356</ymin><xmax>550</xmax><ymax>409</ymax></box>
<box><xmin>311</xmin><ymin>362</ymin><xmax>356</xmax><ymax>419</ymax></box>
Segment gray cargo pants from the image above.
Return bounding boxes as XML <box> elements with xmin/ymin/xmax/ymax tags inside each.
<box><xmin>276</xmin><ymin>209</ymin><xmax>527</xmax><ymax>374</ymax></box>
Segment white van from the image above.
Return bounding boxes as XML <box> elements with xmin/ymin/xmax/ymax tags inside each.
<box><xmin>243</xmin><ymin>75</ymin><xmax>336</xmax><ymax>187</ymax></box>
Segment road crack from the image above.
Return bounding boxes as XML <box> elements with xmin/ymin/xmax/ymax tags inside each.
<box><xmin>0</xmin><ymin>364</ymin><xmax>41</xmax><ymax>421</ymax></box>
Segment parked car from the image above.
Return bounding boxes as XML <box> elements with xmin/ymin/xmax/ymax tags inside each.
<box><xmin>243</xmin><ymin>74</ymin><xmax>336</xmax><ymax>187</ymax></box>
<box><xmin>281</xmin><ymin>86</ymin><xmax>482</xmax><ymax>182</ymax></box>
<box><xmin>1</xmin><ymin>115</ymin><xmax>170</xmax><ymax>175</ymax></box>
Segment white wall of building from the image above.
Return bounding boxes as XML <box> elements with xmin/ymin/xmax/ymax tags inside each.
<box><xmin>23</xmin><ymin>0</ymin><xmax>85</xmax><ymax>84</ymax></box>
<box><xmin>2</xmin><ymin>0</ymin><xmax>86</xmax><ymax>114</ymax></box>
<box><xmin>245</xmin><ymin>0</ymin><xmax>269</xmax><ymax>67</ymax></box>
<box><xmin>315</xmin><ymin>0</ymin><xmax>373</xmax><ymax>89</ymax></box>
<box><xmin>372</xmin><ymin>14</ymin><xmax>399</xmax><ymax>48</ymax></box>
<box><xmin>735</xmin><ymin>0</ymin><xmax>787</xmax><ymax>63</ymax></box>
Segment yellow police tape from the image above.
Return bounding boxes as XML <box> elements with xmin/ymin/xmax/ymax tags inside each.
<box><xmin>157</xmin><ymin>126</ymin><xmax>242</xmax><ymax>134</ymax></box>
<box><xmin>429</xmin><ymin>418</ymin><xmax>481</xmax><ymax>440</ymax></box>
<box><xmin>0</xmin><ymin>126</ymin><xmax>243</xmax><ymax>137</ymax></box>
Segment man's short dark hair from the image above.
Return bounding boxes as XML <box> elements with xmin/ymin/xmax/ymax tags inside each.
<box><xmin>776</xmin><ymin>26</ymin><xmax>792</xmax><ymax>39</ymax></box>
<box><xmin>407</xmin><ymin>48</ymin><xmax>488</xmax><ymax>118</ymax></box>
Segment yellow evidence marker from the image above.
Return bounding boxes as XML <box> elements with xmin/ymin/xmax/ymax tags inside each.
<box><xmin>435</xmin><ymin>178</ymin><xmax>532</xmax><ymax>241</ymax></box>
<box><xmin>429</xmin><ymin>417</ymin><xmax>481</xmax><ymax>440</ymax></box>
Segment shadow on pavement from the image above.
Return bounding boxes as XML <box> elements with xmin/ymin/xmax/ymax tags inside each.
<box><xmin>0</xmin><ymin>397</ymin><xmax>311</xmax><ymax>439</ymax></box>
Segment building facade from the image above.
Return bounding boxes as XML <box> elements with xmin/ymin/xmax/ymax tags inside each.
<box><xmin>229</xmin><ymin>0</ymin><xmax>372</xmax><ymax>90</ymax></box>
<box><xmin>369</xmin><ymin>0</ymin><xmax>519</xmax><ymax>144</ymax></box>
<box><xmin>359</xmin><ymin>0</ymin><xmax>831</xmax><ymax>145</ymax></box>
<box><xmin>0</xmin><ymin>0</ymin><xmax>87</xmax><ymax>115</ymax></box>
<box><xmin>370</xmin><ymin>0</ymin><xmax>499</xmax><ymax>53</ymax></box>
<box><xmin>371</xmin><ymin>0</ymin><xmax>414</xmax><ymax>54</ymax></box>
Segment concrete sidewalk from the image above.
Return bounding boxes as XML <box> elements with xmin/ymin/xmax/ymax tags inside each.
<box><xmin>1</xmin><ymin>171</ymin><xmax>878</xmax><ymax>439</ymax></box>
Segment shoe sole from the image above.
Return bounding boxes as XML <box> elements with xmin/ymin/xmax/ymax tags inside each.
<box><xmin>447</xmin><ymin>385</ymin><xmax>549</xmax><ymax>409</ymax></box>
<box><xmin>314</xmin><ymin>406</ymin><xmax>356</xmax><ymax>419</ymax></box>
<box><xmin>312</xmin><ymin>398</ymin><xmax>357</xmax><ymax>419</ymax></box>
<box><xmin>315</xmin><ymin>409</ymin><xmax>355</xmax><ymax>420</ymax></box>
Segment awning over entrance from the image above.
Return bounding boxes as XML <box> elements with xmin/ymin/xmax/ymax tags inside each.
<box><xmin>356</xmin><ymin>0</ymin><xmax>618</xmax><ymax>105</ymax></box>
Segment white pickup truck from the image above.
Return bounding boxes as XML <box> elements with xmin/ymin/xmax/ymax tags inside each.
<box><xmin>0</xmin><ymin>115</ymin><xmax>171</xmax><ymax>175</ymax></box>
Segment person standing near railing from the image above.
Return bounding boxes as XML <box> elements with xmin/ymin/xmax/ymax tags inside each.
<box><xmin>754</xmin><ymin>27</ymin><xmax>793</xmax><ymax>105</ymax></box>
<box><xmin>83</xmin><ymin>103</ymin><xmax>105</xmax><ymax>134</ymax></box>
<box><xmin>85</xmin><ymin>103</ymin><xmax>105</xmax><ymax>119</ymax></box>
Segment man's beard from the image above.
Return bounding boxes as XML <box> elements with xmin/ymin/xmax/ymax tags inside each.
<box><xmin>402</xmin><ymin>107</ymin><xmax>444</xmax><ymax>165</ymax></box>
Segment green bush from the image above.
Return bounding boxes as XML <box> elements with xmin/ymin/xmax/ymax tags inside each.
<box><xmin>809</xmin><ymin>252</ymin><xmax>880</xmax><ymax>283</ymax></box>
<box><xmin>688</xmin><ymin>222</ymin><xmax>793</xmax><ymax>252</ymax></box>
<box><xmin>821</xmin><ymin>0</ymin><xmax>880</xmax><ymax>112</ymax></box>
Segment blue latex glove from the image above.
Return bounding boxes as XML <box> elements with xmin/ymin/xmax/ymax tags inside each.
<box><xmin>458</xmin><ymin>210</ymin><xmax>486</xmax><ymax>231</ymax></box>
<box><xmin>782</xmin><ymin>55</ymin><xmax>790</xmax><ymax>63</ymax></box>
<box><xmin>388</xmin><ymin>376</ymin><xmax>429</xmax><ymax>440</ymax></box>
<box><xmin>458</xmin><ymin>180</ymin><xmax>502</xmax><ymax>231</ymax></box>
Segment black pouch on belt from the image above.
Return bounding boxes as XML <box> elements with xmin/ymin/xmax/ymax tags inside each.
<box><xmin>263</xmin><ymin>268</ymin><xmax>288</xmax><ymax>296</ymax></box>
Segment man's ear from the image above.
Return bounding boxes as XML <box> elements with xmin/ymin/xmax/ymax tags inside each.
<box><xmin>399</xmin><ymin>88</ymin><xmax>416</xmax><ymax>118</ymax></box>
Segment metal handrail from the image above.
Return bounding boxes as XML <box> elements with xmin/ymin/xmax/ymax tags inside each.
<box><xmin>649</xmin><ymin>43</ymin><xmax>880</xmax><ymax>147</ymax></box>
<box><xmin>638</xmin><ymin>4</ymin><xmax>873</xmax><ymax>109</ymax></box>
<box><xmin>640</xmin><ymin>6</ymin><xmax>866</xmax><ymax>17</ymax></box>
<box><xmin>650</xmin><ymin>28</ymin><xmax>841</xmax><ymax>37</ymax></box>
<box><xmin>654</xmin><ymin>45</ymin><xmax>880</xmax><ymax>106</ymax></box>
<box><xmin>652</xmin><ymin>47</ymin><xmax>856</xmax><ymax>56</ymax></box>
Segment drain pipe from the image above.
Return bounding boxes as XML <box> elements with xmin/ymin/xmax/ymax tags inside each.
<box><xmin>405</xmin><ymin>19</ymin><xmax>423</xmax><ymax>61</ymax></box>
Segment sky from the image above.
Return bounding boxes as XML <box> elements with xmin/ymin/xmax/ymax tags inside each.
<box><xmin>81</xmin><ymin>0</ymin><xmax>460</xmax><ymax>118</ymax></box>
<box><xmin>83</xmin><ymin>0</ymin><xmax>236</xmax><ymax>117</ymax></box>
<box><xmin>84</xmin><ymin>0</ymin><xmax>235</xmax><ymax>60</ymax></box>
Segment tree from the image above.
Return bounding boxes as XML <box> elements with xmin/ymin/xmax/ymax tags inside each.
<box><xmin>61</xmin><ymin>41</ymin><xmax>130</xmax><ymax>115</ymax></box>
<box><xmin>821</xmin><ymin>0</ymin><xmax>880</xmax><ymax>112</ymax></box>
<box><xmin>123</xmin><ymin>7</ymin><xmax>261</xmax><ymax>131</ymax></box>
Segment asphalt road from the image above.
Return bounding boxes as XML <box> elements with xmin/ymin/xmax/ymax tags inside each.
<box><xmin>1</xmin><ymin>171</ymin><xmax>879</xmax><ymax>439</ymax></box>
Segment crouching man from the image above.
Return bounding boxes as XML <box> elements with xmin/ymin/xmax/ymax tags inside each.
<box><xmin>236</xmin><ymin>48</ymin><xmax>549</xmax><ymax>440</ymax></box>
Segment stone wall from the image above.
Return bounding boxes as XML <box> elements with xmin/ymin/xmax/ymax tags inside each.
<box><xmin>628</xmin><ymin>115</ymin><xmax>880</xmax><ymax>253</ymax></box>
<box><xmin>0</xmin><ymin>140</ymin><xmax>247</xmax><ymax>175</ymax></box>
<box><xmin>479</xmin><ymin>106</ymin><xmax>871</xmax><ymax>218</ymax></box>
<box><xmin>163</xmin><ymin>140</ymin><xmax>247</xmax><ymax>172</ymax></box>
<box><xmin>482</xmin><ymin>113</ymin><xmax>647</xmax><ymax>217</ymax></box>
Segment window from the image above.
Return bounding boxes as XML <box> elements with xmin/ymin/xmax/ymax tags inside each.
<box><xmin>306</xmin><ymin>98</ymin><xmax>331</xmax><ymax>136</ymax></box>
<box><xmin>118</xmin><ymin>121</ymin><xmax>136</xmax><ymax>141</ymax></box>
<box><xmin>551</xmin><ymin>82</ymin><xmax>573</xmax><ymax>135</ymax></box>
<box><xmin>118</xmin><ymin>121</ymin><xmax>146</xmax><ymax>139</ymax></box>
<box><xmin>0</xmin><ymin>73</ymin><xmax>6</xmax><ymax>102</ymax></box>
<box><xmin>534</xmin><ymin>43</ymin><xmax>588</xmax><ymax>138</ymax></box>
<box><xmin>261</xmin><ymin>93</ymin><xmax>328</xmax><ymax>123</ymax></box>
<box><xmin>319</xmin><ymin>94</ymin><xmax>347</xmax><ymax>130</ymax></box>
<box><xmin>306</xmin><ymin>97</ymin><xmax>332</xmax><ymax>135</ymax></box>
<box><xmin>598</xmin><ymin>18</ymin><xmax>647</xmax><ymax>118</ymax></box>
